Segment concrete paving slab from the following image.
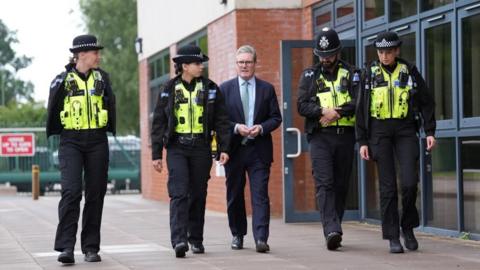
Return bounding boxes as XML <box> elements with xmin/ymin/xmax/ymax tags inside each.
<box><xmin>1</xmin><ymin>194</ymin><xmax>479</xmax><ymax>270</ymax></box>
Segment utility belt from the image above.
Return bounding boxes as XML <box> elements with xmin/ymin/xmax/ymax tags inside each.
<box><xmin>173</xmin><ymin>133</ymin><xmax>207</xmax><ymax>147</ymax></box>
<box><xmin>318</xmin><ymin>126</ymin><xmax>354</xmax><ymax>135</ymax></box>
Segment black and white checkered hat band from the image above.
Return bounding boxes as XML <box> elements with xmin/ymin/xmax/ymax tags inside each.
<box><xmin>71</xmin><ymin>43</ymin><xmax>100</xmax><ymax>49</ymax></box>
<box><xmin>176</xmin><ymin>54</ymin><xmax>204</xmax><ymax>58</ymax></box>
<box><xmin>375</xmin><ymin>39</ymin><xmax>401</xmax><ymax>48</ymax></box>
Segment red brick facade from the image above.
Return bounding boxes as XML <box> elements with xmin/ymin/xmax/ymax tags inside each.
<box><xmin>140</xmin><ymin>2</ymin><xmax>323</xmax><ymax>217</ymax></box>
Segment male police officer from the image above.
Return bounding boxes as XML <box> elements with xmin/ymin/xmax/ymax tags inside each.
<box><xmin>356</xmin><ymin>31</ymin><xmax>436</xmax><ymax>253</ymax></box>
<box><xmin>47</xmin><ymin>34</ymin><xmax>116</xmax><ymax>264</ymax></box>
<box><xmin>297</xmin><ymin>27</ymin><xmax>360</xmax><ymax>250</ymax></box>
<box><xmin>151</xmin><ymin>45</ymin><xmax>230</xmax><ymax>258</ymax></box>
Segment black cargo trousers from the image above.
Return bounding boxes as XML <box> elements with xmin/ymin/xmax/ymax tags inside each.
<box><xmin>166</xmin><ymin>139</ymin><xmax>212</xmax><ymax>248</ymax></box>
<box><xmin>54</xmin><ymin>129</ymin><xmax>109</xmax><ymax>253</ymax></box>
<box><xmin>369</xmin><ymin>119</ymin><xmax>420</xmax><ymax>240</ymax></box>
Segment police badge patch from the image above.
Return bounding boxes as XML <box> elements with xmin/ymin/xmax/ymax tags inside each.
<box><xmin>319</xmin><ymin>36</ymin><xmax>329</xmax><ymax>49</ymax></box>
<box><xmin>305</xmin><ymin>70</ymin><xmax>314</xmax><ymax>77</ymax></box>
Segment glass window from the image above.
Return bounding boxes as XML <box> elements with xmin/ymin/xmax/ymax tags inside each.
<box><xmin>365</xmin><ymin>43</ymin><xmax>377</xmax><ymax>65</ymax></box>
<box><xmin>421</xmin><ymin>0</ymin><xmax>452</xmax><ymax>12</ymax></box>
<box><xmin>425</xmin><ymin>23</ymin><xmax>452</xmax><ymax>120</ymax></box>
<box><xmin>462</xmin><ymin>137</ymin><xmax>480</xmax><ymax>234</ymax></box>
<box><xmin>390</xmin><ymin>0</ymin><xmax>417</xmax><ymax>21</ymax></box>
<box><xmin>342</xmin><ymin>39</ymin><xmax>356</xmax><ymax>66</ymax></box>
<box><xmin>462</xmin><ymin>14</ymin><xmax>480</xmax><ymax>118</ymax></box>
<box><xmin>427</xmin><ymin>138</ymin><xmax>457</xmax><ymax>230</ymax></box>
<box><xmin>316</xmin><ymin>11</ymin><xmax>331</xmax><ymax>27</ymax></box>
<box><xmin>364</xmin><ymin>0</ymin><xmax>384</xmax><ymax>21</ymax></box>
<box><xmin>198</xmin><ymin>35</ymin><xmax>208</xmax><ymax>56</ymax></box>
<box><xmin>163</xmin><ymin>54</ymin><xmax>170</xmax><ymax>76</ymax></box>
<box><xmin>155</xmin><ymin>58</ymin><xmax>162</xmax><ymax>78</ymax></box>
<box><xmin>148</xmin><ymin>62</ymin><xmax>156</xmax><ymax>81</ymax></box>
<box><xmin>336</xmin><ymin>1</ymin><xmax>354</xmax><ymax>20</ymax></box>
<box><xmin>399</xmin><ymin>32</ymin><xmax>416</xmax><ymax>65</ymax></box>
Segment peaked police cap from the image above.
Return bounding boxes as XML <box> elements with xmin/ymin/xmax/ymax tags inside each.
<box><xmin>172</xmin><ymin>45</ymin><xmax>209</xmax><ymax>64</ymax></box>
<box><xmin>374</xmin><ymin>31</ymin><xmax>402</xmax><ymax>49</ymax></box>
<box><xmin>70</xmin><ymin>34</ymin><xmax>104</xmax><ymax>53</ymax></box>
<box><xmin>313</xmin><ymin>27</ymin><xmax>341</xmax><ymax>58</ymax></box>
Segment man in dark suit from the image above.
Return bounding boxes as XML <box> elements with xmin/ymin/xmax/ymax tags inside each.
<box><xmin>219</xmin><ymin>45</ymin><xmax>282</xmax><ymax>253</ymax></box>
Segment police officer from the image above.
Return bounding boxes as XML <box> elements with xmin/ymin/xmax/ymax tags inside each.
<box><xmin>47</xmin><ymin>34</ymin><xmax>116</xmax><ymax>264</ymax></box>
<box><xmin>356</xmin><ymin>31</ymin><xmax>436</xmax><ymax>253</ymax></box>
<box><xmin>297</xmin><ymin>27</ymin><xmax>360</xmax><ymax>250</ymax></box>
<box><xmin>151</xmin><ymin>45</ymin><xmax>230</xmax><ymax>258</ymax></box>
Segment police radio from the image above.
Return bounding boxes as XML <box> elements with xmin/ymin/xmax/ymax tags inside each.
<box><xmin>316</xmin><ymin>78</ymin><xmax>329</xmax><ymax>93</ymax></box>
<box><xmin>398</xmin><ymin>71</ymin><xmax>409</xmax><ymax>88</ymax></box>
<box><xmin>195</xmin><ymin>89</ymin><xmax>206</xmax><ymax>105</ymax></box>
<box><xmin>373</xmin><ymin>69</ymin><xmax>386</xmax><ymax>88</ymax></box>
<box><xmin>339</xmin><ymin>76</ymin><xmax>349</xmax><ymax>93</ymax></box>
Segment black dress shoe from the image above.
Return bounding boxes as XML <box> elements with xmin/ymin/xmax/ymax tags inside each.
<box><xmin>231</xmin><ymin>236</ymin><xmax>244</xmax><ymax>250</ymax></box>
<box><xmin>255</xmin><ymin>240</ymin><xmax>270</xmax><ymax>253</ymax></box>
<box><xmin>191</xmin><ymin>243</ymin><xmax>205</xmax><ymax>254</ymax></box>
<box><xmin>84</xmin><ymin>251</ymin><xmax>101</xmax><ymax>262</ymax></box>
<box><xmin>402</xmin><ymin>229</ymin><xmax>419</xmax><ymax>251</ymax></box>
<box><xmin>174</xmin><ymin>242</ymin><xmax>189</xmax><ymax>258</ymax></box>
<box><xmin>57</xmin><ymin>249</ymin><xmax>74</xmax><ymax>264</ymax></box>
<box><xmin>326</xmin><ymin>232</ymin><xmax>342</xmax><ymax>251</ymax></box>
<box><xmin>389</xmin><ymin>239</ymin><xmax>405</xmax><ymax>253</ymax></box>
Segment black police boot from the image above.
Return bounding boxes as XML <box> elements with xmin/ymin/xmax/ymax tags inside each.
<box><xmin>57</xmin><ymin>248</ymin><xmax>74</xmax><ymax>264</ymax></box>
<box><xmin>402</xmin><ymin>229</ymin><xmax>419</xmax><ymax>251</ymax></box>
<box><xmin>389</xmin><ymin>239</ymin><xmax>404</xmax><ymax>253</ymax></box>
<box><xmin>231</xmin><ymin>236</ymin><xmax>244</xmax><ymax>250</ymax></box>
<box><xmin>174</xmin><ymin>242</ymin><xmax>189</xmax><ymax>258</ymax></box>
<box><xmin>84</xmin><ymin>251</ymin><xmax>101</xmax><ymax>262</ymax></box>
<box><xmin>326</xmin><ymin>232</ymin><xmax>342</xmax><ymax>251</ymax></box>
<box><xmin>191</xmin><ymin>242</ymin><xmax>205</xmax><ymax>254</ymax></box>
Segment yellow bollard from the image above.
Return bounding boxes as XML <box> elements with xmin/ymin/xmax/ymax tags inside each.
<box><xmin>32</xmin><ymin>165</ymin><xmax>40</xmax><ymax>200</ymax></box>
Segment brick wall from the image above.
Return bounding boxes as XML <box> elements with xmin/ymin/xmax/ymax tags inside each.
<box><xmin>139</xmin><ymin>58</ymin><xmax>167</xmax><ymax>201</ymax></box>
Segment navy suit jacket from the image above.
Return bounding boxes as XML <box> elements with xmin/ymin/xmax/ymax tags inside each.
<box><xmin>219</xmin><ymin>77</ymin><xmax>282</xmax><ymax>164</ymax></box>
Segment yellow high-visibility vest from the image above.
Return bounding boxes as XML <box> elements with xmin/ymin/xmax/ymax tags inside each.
<box><xmin>174</xmin><ymin>80</ymin><xmax>204</xmax><ymax>134</ymax></box>
<box><xmin>60</xmin><ymin>70</ymin><xmax>108</xmax><ymax>130</ymax></box>
<box><xmin>370</xmin><ymin>63</ymin><xmax>413</xmax><ymax>119</ymax></box>
<box><xmin>316</xmin><ymin>67</ymin><xmax>355</xmax><ymax>127</ymax></box>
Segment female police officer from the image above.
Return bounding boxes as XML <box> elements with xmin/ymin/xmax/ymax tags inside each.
<box><xmin>46</xmin><ymin>34</ymin><xmax>116</xmax><ymax>264</ymax></box>
<box><xmin>356</xmin><ymin>31</ymin><xmax>436</xmax><ymax>253</ymax></box>
<box><xmin>151</xmin><ymin>45</ymin><xmax>230</xmax><ymax>258</ymax></box>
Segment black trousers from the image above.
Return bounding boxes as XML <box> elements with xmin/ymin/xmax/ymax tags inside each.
<box><xmin>369</xmin><ymin>119</ymin><xmax>420</xmax><ymax>240</ymax></box>
<box><xmin>54</xmin><ymin>129</ymin><xmax>109</xmax><ymax>253</ymax></box>
<box><xmin>166</xmin><ymin>142</ymin><xmax>212</xmax><ymax>247</ymax></box>
<box><xmin>224</xmin><ymin>144</ymin><xmax>271</xmax><ymax>242</ymax></box>
<box><xmin>309</xmin><ymin>129</ymin><xmax>355</xmax><ymax>237</ymax></box>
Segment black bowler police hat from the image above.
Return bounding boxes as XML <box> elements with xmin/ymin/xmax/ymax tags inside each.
<box><xmin>69</xmin><ymin>34</ymin><xmax>104</xmax><ymax>53</ymax></box>
<box><xmin>172</xmin><ymin>45</ymin><xmax>209</xmax><ymax>64</ymax></box>
<box><xmin>374</xmin><ymin>31</ymin><xmax>402</xmax><ymax>49</ymax></box>
<box><xmin>313</xmin><ymin>27</ymin><xmax>342</xmax><ymax>58</ymax></box>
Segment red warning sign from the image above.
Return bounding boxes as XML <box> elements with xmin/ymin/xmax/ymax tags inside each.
<box><xmin>0</xmin><ymin>133</ymin><xmax>35</xmax><ymax>157</ymax></box>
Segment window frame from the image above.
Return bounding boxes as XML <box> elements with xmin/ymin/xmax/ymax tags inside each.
<box><xmin>421</xmin><ymin>12</ymin><xmax>456</xmax><ymax>130</ymax></box>
<box><xmin>458</xmin><ymin>5</ymin><xmax>480</xmax><ymax>127</ymax></box>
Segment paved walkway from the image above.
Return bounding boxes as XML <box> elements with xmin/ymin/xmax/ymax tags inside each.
<box><xmin>1</xmin><ymin>194</ymin><xmax>479</xmax><ymax>270</ymax></box>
